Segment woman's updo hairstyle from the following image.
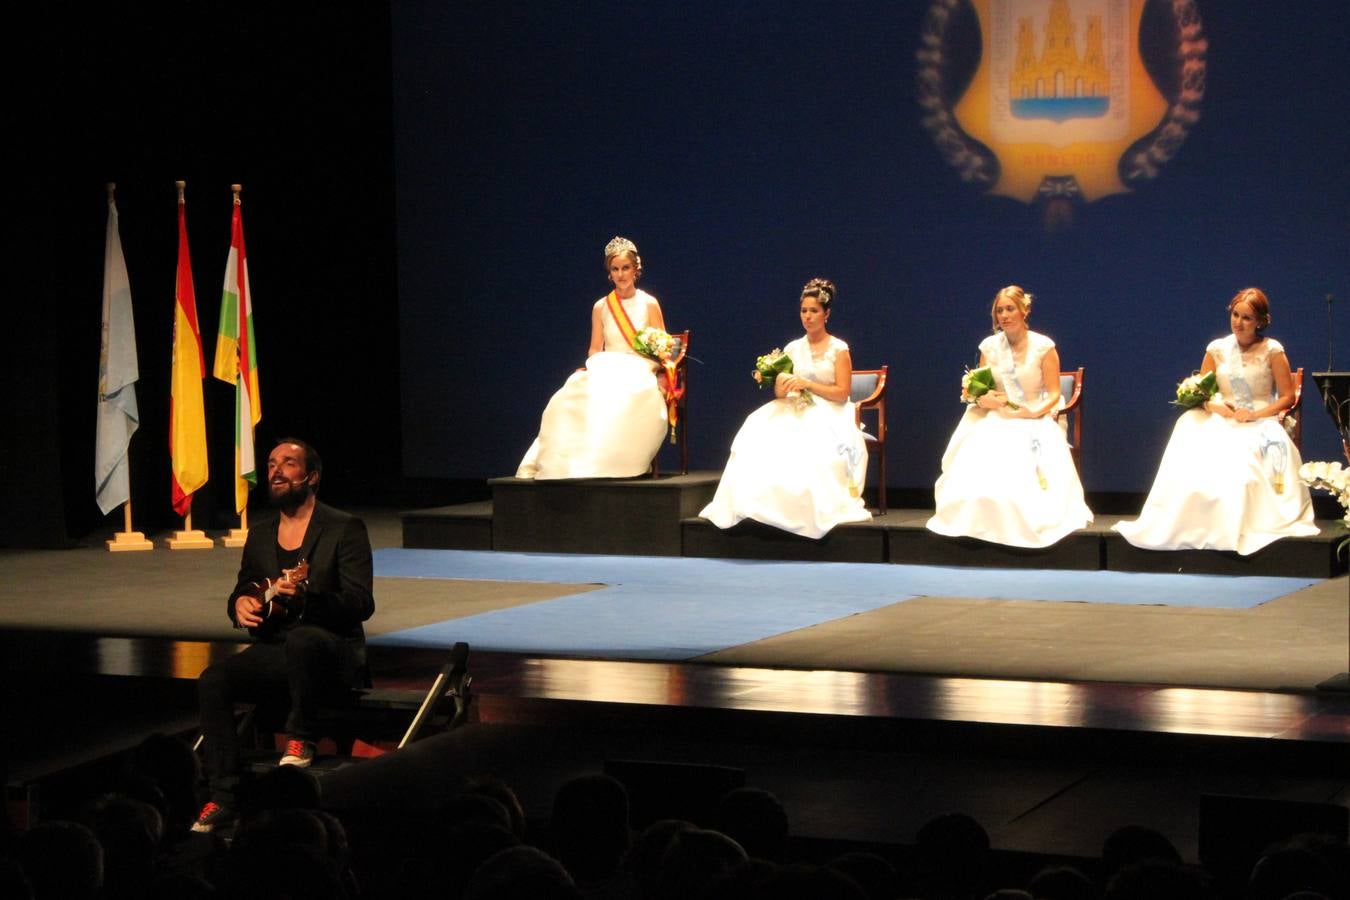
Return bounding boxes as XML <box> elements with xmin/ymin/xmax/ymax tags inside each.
<box><xmin>1229</xmin><ymin>287</ymin><xmax>1271</xmax><ymax>332</ymax></box>
<box><xmin>604</xmin><ymin>236</ymin><xmax>642</xmax><ymax>281</ymax></box>
<box><xmin>801</xmin><ymin>277</ymin><xmax>837</xmax><ymax>310</ymax></box>
<box><xmin>990</xmin><ymin>284</ymin><xmax>1033</xmax><ymax>332</ymax></box>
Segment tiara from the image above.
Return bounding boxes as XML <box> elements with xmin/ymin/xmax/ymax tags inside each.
<box><xmin>604</xmin><ymin>236</ymin><xmax>639</xmax><ymax>258</ymax></box>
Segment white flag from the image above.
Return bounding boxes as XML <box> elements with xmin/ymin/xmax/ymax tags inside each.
<box><xmin>95</xmin><ymin>193</ymin><xmax>141</xmax><ymax>514</ymax></box>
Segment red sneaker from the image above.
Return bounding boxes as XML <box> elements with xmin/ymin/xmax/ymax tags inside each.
<box><xmin>279</xmin><ymin>739</ymin><xmax>315</xmax><ymax>767</ymax></box>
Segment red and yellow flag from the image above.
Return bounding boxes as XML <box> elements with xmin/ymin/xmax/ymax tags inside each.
<box><xmin>169</xmin><ymin>184</ymin><xmax>208</xmax><ymax>516</ymax></box>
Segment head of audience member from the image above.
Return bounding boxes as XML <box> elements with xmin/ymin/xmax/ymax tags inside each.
<box><xmin>1099</xmin><ymin>824</ymin><xmax>1182</xmax><ymax>887</ymax></box>
<box><xmin>700</xmin><ymin>858</ymin><xmax>780</xmax><ymax>900</ymax></box>
<box><xmin>145</xmin><ymin>872</ymin><xmax>219</xmax><ymax>900</ymax></box>
<box><xmin>1027</xmin><ymin>864</ymin><xmax>1098</xmax><ymax>900</ymax></box>
<box><xmin>1104</xmin><ymin>859</ymin><xmax>1210</xmax><ymax>900</ymax></box>
<box><xmin>466</xmin><ymin>776</ymin><xmax>528</xmax><ymax>840</ymax></box>
<box><xmin>654</xmin><ymin>827</ymin><xmax>748</xmax><ymax>900</ymax></box>
<box><xmin>78</xmin><ymin>794</ymin><xmax>163</xmax><ymax>900</ymax></box>
<box><xmin>223</xmin><ymin>844</ymin><xmax>348</xmax><ymax>900</ymax></box>
<box><xmin>1247</xmin><ymin>845</ymin><xmax>1337</xmax><ymax>900</ymax></box>
<box><xmin>983</xmin><ymin>891</ymin><xmax>1033</xmax><ymax>900</ymax></box>
<box><xmin>989</xmin><ymin>284</ymin><xmax>1033</xmax><ymax>333</ymax></box>
<box><xmin>129</xmin><ymin>733</ymin><xmax>202</xmax><ymax>836</ymax></box>
<box><xmin>550</xmin><ymin>773</ymin><xmax>632</xmax><ymax>887</ymax></box>
<box><xmin>0</xmin><ymin>857</ymin><xmax>34</xmax><ymax>900</ymax></box>
<box><xmin>827</xmin><ymin>850</ymin><xmax>904</xmax><ymax>900</ymax></box>
<box><xmin>440</xmin><ymin>790</ymin><xmax>514</xmax><ymax>835</ymax></box>
<box><xmin>756</xmin><ymin>862</ymin><xmax>872</xmax><ymax>900</ymax></box>
<box><xmin>913</xmin><ymin>812</ymin><xmax>992</xmax><ymax>900</ymax></box>
<box><xmin>463</xmin><ymin>845</ymin><xmax>581</xmax><ymax>900</ymax></box>
<box><xmin>12</xmin><ymin>820</ymin><xmax>103</xmax><ymax>900</ymax></box>
<box><xmin>621</xmin><ymin>818</ymin><xmax>697</xmax><ymax>900</ymax></box>
<box><xmin>714</xmin><ymin>786</ymin><xmax>790</xmax><ymax>862</ymax></box>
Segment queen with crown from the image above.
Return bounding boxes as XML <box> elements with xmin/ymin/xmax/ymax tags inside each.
<box><xmin>516</xmin><ymin>236</ymin><xmax>670</xmax><ymax>479</ymax></box>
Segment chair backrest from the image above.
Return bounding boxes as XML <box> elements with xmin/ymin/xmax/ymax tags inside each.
<box><xmin>851</xmin><ymin>367</ymin><xmax>888</xmax><ymax>440</ymax></box>
<box><xmin>1057</xmin><ymin>367</ymin><xmax>1084</xmax><ymax>470</ymax></box>
<box><xmin>1281</xmin><ymin>367</ymin><xmax>1303</xmax><ymax>448</ymax></box>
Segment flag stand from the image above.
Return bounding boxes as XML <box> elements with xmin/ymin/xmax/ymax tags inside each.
<box><xmin>167</xmin><ymin>512</ymin><xmax>213</xmax><ymax>550</ymax></box>
<box><xmin>106</xmin><ymin>501</ymin><xmax>153</xmax><ymax>552</ymax></box>
<box><xmin>220</xmin><ymin>507</ymin><xmax>248</xmax><ymax>548</ymax></box>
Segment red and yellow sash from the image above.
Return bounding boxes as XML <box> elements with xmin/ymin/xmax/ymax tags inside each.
<box><xmin>606</xmin><ymin>290</ymin><xmax>680</xmax><ymax>440</ymax></box>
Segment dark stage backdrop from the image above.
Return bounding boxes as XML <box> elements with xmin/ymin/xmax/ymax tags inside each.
<box><xmin>394</xmin><ymin>1</ymin><xmax>1349</xmax><ymax>494</ymax></box>
<box><xmin>10</xmin><ymin>5</ymin><xmax>400</xmax><ymax>545</ymax></box>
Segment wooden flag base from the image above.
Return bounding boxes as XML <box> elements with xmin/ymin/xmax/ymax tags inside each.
<box><xmin>106</xmin><ymin>531</ymin><xmax>153</xmax><ymax>552</ymax></box>
<box><xmin>167</xmin><ymin>530</ymin><xmax>214</xmax><ymax>550</ymax></box>
<box><xmin>219</xmin><ymin>528</ymin><xmax>248</xmax><ymax>548</ymax></box>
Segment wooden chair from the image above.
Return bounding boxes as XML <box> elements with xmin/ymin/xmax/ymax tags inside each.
<box><xmin>651</xmin><ymin>330</ymin><xmax>690</xmax><ymax>476</ymax></box>
<box><xmin>1055</xmin><ymin>367</ymin><xmax>1084</xmax><ymax>472</ymax></box>
<box><xmin>851</xmin><ymin>366</ymin><xmax>888</xmax><ymax>515</ymax></box>
<box><xmin>1279</xmin><ymin>367</ymin><xmax>1304</xmax><ymax>450</ymax></box>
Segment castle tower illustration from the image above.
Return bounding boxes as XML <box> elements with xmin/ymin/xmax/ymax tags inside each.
<box><xmin>1009</xmin><ymin>0</ymin><xmax>1110</xmax><ymax>120</ymax></box>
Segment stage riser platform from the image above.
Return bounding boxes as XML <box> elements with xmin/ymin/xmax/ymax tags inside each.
<box><xmin>403</xmin><ymin>490</ymin><xmax>1346</xmax><ymax>576</ymax></box>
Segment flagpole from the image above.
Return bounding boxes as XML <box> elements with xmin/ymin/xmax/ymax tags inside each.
<box><xmin>166</xmin><ymin>179</ymin><xmax>214</xmax><ymax>551</ymax></box>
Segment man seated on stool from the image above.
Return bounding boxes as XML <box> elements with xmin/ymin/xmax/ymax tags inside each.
<box><xmin>193</xmin><ymin>437</ymin><xmax>375</xmax><ymax>833</ymax></box>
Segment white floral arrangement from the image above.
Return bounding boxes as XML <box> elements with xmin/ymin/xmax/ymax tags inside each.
<box><xmin>1299</xmin><ymin>461</ymin><xmax>1350</xmax><ymax>526</ymax></box>
<box><xmin>1299</xmin><ymin>461</ymin><xmax>1350</xmax><ymax>559</ymax></box>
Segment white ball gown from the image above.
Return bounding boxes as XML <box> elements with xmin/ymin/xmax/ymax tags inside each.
<box><xmin>700</xmin><ymin>335</ymin><xmax>871</xmax><ymax>539</ymax></box>
<box><xmin>1113</xmin><ymin>335</ymin><xmax>1316</xmax><ymax>555</ymax></box>
<box><xmin>927</xmin><ymin>331</ymin><xmax>1093</xmax><ymax>548</ymax></box>
<box><xmin>516</xmin><ymin>290</ymin><xmax>667</xmax><ymax>480</ymax></box>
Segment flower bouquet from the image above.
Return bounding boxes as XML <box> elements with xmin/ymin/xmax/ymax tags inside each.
<box><xmin>961</xmin><ymin>366</ymin><xmax>1017</xmax><ymax>410</ymax></box>
<box><xmin>754</xmin><ymin>348</ymin><xmax>812</xmax><ymax>406</ymax></box>
<box><xmin>1171</xmin><ymin>370</ymin><xmax>1217</xmax><ymax>409</ymax></box>
<box><xmin>632</xmin><ymin>326</ymin><xmax>676</xmax><ymax>362</ymax></box>
<box><xmin>633</xmin><ymin>327</ymin><xmax>680</xmax><ymax>442</ymax></box>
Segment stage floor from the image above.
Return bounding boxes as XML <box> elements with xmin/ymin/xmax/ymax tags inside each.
<box><xmin>3</xmin><ymin>508</ymin><xmax>1345</xmax><ymax>692</ymax></box>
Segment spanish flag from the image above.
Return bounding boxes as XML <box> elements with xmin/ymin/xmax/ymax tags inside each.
<box><xmin>212</xmin><ymin>188</ymin><xmax>261</xmax><ymax>514</ymax></box>
<box><xmin>169</xmin><ymin>185</ymin><xmax>208</xmax><ymax>516</ymax></box>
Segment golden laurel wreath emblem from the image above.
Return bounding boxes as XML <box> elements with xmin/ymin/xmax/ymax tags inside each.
<box><xmin>918</xmin><ymin>0</ymin><xmax>1205</xmax><ymax>217</ymax></box>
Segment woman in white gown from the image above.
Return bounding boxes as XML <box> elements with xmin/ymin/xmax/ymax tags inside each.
<box><xmin>700</xmin><ymin>278</ymin><xmax>870</xmax><ymax>539</ymax></box>
<box><xmin>927</xmin><ymin>285</ymin><xmax>1093</xmax><ymax>548</ymax></box>
<box><xmin>1114</xmin><ymin>287</ymin><xmax>1316</xmax><ymax>554</ymax></box>
<box><xmin>516</xmin><ymin>236</ymin><xmax>668</xmax><ymax>479</ymax></box>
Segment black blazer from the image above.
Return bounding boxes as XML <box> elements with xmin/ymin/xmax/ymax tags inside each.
<box><xmin>227</xmin><ymin>501</ymin><xmax>375</xmax><ymax>653</ymax></box>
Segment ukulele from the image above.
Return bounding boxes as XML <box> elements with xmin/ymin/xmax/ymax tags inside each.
<box><xmin>244</xmin><ymin>559</ymin><xmax>310</xmax><ymax>639</ymax></box>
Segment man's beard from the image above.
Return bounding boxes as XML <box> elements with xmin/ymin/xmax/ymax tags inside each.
<box><xmin>268</xmin><ymin>480</ymin><xmax>312</xmax><ymax>510</ymax></box>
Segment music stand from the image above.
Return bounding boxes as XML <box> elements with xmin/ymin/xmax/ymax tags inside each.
<box><xmin>1311</xmin><ymin>372</ymin><xmax>1350</xmax><ymax>692</ymax></box>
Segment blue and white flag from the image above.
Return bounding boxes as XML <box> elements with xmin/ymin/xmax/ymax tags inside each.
<box><xmin>95</xmin><ymin>189</ymin><xmax>141</xmax><ymax>515</ymax></box>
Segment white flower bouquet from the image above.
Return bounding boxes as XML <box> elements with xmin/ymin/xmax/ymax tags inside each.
<box><xmin>961</xmin><ymin>366</ymin><xmax>1017</xmax><ymax>409</ymax></box>
<box><xmin>1299</xmin><ymin>460</ymin><xmax>1350</xmax><ymax>557</ymax></box>
<box><xmin>754</xmin><ymin>348</ymin><xmax>812</xmax><ymax>406</ymax></box>
<box><xmin>1172</xmin><ymin>370</ymin><xmax>1217</xmax><ymax>409</ymax></box>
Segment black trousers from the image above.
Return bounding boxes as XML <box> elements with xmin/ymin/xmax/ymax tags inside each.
<box><xmin>197</xmin><ymin>625</ymin><xmax>362</xmax><ymax>803</ymax></box>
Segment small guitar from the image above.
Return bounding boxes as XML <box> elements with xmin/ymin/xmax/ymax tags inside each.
<box><xmin>244</xmin><ymin>559</ymin><xmax>310</xmax><ymax>639</ymax></box>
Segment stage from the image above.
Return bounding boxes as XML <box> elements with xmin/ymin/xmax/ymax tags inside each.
<box><xmin>3</xmin><ymin>503</ymin><xmax>1347</xmax><ymax>873</ymax></box>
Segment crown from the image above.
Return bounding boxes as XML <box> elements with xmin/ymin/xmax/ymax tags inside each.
<box><xmin>604</xmin><ymin>236</ymin><xmax>639</xmax><ymax>259</ymax></box>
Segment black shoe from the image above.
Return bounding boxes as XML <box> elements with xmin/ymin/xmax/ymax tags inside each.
<box><xmin>191</xmin><ymin>801</ymin><xmax>235</xmax><ymax>834</ymax></box>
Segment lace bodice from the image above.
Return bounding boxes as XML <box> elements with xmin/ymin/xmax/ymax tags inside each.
<box><xmin>1207</xmin><ymin>335</ymin><xmax>1285</xmax><ymax>409</ymax></box>
<box><xmin>786</xmin><ymin>335</ymin><xmax>848</xmax><ymax>392</ymax></box>
<box><xmin>978</xmin><ymin>331</ymin><xmax>1056</xmax><ymax>406</ymax></box>
<box><xmin>599</xmin><ymin>290</ymin><xmax>654</xmax><ymax>354</ymax></box>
